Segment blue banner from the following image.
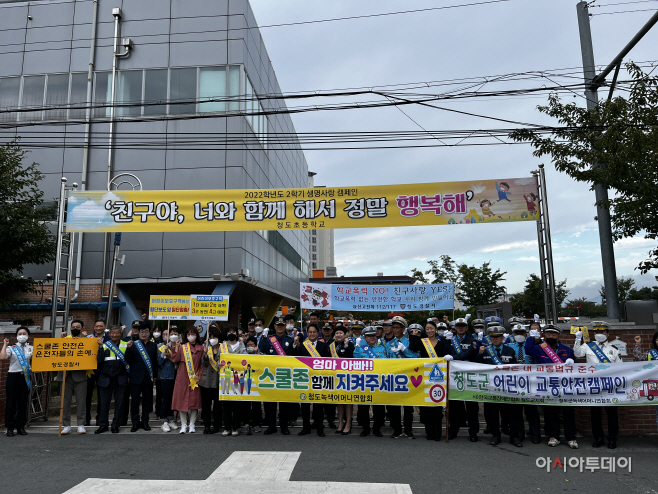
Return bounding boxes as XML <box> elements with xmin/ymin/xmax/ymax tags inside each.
<box><xmin>300</xmin><ymin>282</ymin><xmax>454</xmax><ymax>312</ymax></box>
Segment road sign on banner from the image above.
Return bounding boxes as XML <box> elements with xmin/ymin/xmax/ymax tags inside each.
<box><xmin>190</xmin><ymin>295</ymin><xmax>230</xmax><ymax>321</ymax></box>
<box><xmin>31</xmin><ymin>338</ymin><xmax>98</xmax><ymax>372</ymax></box>
<box><xmin>149</xmin><ymin>295</ymin><xmax>191</xmax><ymax>320</ymax></box>
<box><xmin>218</xmin><ymin>355</ymin><xmax>447</xmax><ymax>407</ymax></box>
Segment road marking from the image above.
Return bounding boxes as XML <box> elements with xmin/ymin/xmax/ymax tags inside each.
<box><xmin>64</xmin><ymin>451</ymin><xmax>413</xmax><ymax>493</ymax></box>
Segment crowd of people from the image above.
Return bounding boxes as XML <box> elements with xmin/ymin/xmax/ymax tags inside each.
<box><xmin>3</xmin><ymin>312</ymin><xmax>657</xmax><ymax>449</ymax></box>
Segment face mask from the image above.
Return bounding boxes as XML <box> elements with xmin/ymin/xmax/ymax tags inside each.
<box><xmin>286</xmin><ymin>324</ymin><xmax>294</xmax><ymax>330</ymax></box>
<box><xmin>544</xmin><ymin>337</ymin><xmax>557</xmax><ymax>346</ymax></box>
<box><xmin>514</xmin><ymin>335</ymin><xmax>526</xmax><ymax>343</ymax></box>
<box><xmin>17</xmin><ymin>335</ymin><xmax>28</xmax><ymax>344</ymax></box>
<box><xmin>255</xmin><ymin>326</ymin><xmax>264</xmax><ymax>334</ymax></box>
<box><xmin>169</xmin><ymin>335</ymin><xmax>179</xmax><ymax>342</ymax></box>
<box><xmin>594</xmin><ymin>333</ymin><xmax>607</xmax><ymax>343</ymax></box>
<box><xmin>227</xmin><ymin>333</ymin><xmax>237</xmax><ymax>342</ymax></box>
<box><xmin>71</xmin><ymin>328</ymin><xmax>81</xmax><ymax>337</ymax></box>
<box><xmin>153</xmin><ymin>332</ymin><xmax>161</xmax><ymax>339</ymax></box>
<box><xmin>247</xmin><ymin>347</ymin><xmax>257</xmax><ymax>354</ymax></box>
<box><xmin>209</xmin><ymin>338</ymin><xmax>219</xmax><ymax>346</ymax></box>
<box><xmin>187</xmin><ymin>335</ymin><xmax>196</xmax><ymax>343</ymax></box>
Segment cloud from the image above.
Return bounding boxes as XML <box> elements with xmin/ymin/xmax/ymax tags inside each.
<box><xmin>518</xmin><ymin>256</ymin><xmax>540</xmax><ymax>262</ymax></box>
<box><xmin>479</xmin><ymin>240</ymin><xmax>536</xmax><ymax>253</ymax></box>
<box><xmin>470</xmin><ymin>183</ymin><xmax>487</xmax><ymax>195</ymax></box>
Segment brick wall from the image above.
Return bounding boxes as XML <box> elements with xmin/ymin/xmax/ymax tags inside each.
<box><xmin>13</xmin><ymin>283</ymin><xmax>118</xmax><ymax>304</ymax></box>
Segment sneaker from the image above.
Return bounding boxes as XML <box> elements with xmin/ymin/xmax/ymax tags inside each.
<box><xmin>162</xmin><ymin>422</ymin><xmax>171</xmax><ymax>432</ymax></box>
<box><xmin>188</xmin><ymin>423</ymin><xmax>196</xmax><ymax>433</ymax></box>
<box><xmin>61</xmin><ymin>426</ymin><xmax>71</xmax><ymax>435</ymax></box>
<box><xmin>222</xmin><ymin>429</ymin><xmax>231</xmax><ymax>436</ymax></box>
<box><xmin>232</xmin><ymin>430</ymin><xmax>239</xmax><ymax>436</ymax></box>
<box><xmin>179</xmin><ymin>424</ymin><xmax>187</xmax><ymax>434</ymax></box>
<box><xmin>568</xmin><ymin>440</ymin><xmax>579</xmax><ymax>449</ymax></box>
<box><xmin>391</xmin><ymin>432</ymin><xmax>402</xmax><ymax>439</ymax></box>
<box><xmin>247</xmin><ymin>427</ymin><xmax>253</xmax><ymax>436</ymax></box>
<box><xmin>168</xmin><ymin>421</ymin><xmax>179</xmax><ymax>430</ymax></box>
<box><xmin>238</xmin><ymin>425</ymin><xmax>249</xmax><ymax>433</ymax></box>
<box><xmin>548</xmin><ymin>437</ymin><xmax>560</xmax><ymax>447</ymax></box>
<box><xmin>77</xmin><ymin>426</ymin><xmax>86</xmax><ymax>434</ymax></box>
<box><xmin>252</xmin><ymin>426</ymin><xmax>261</xmax><ymax>433</ymax></box>
<box><xmin>407</xmin><ymin>432</ymin><xmax>416</xmax><ymax>439</ymax></box>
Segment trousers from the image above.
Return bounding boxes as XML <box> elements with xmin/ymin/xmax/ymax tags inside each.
<box><xmin>5</xmin><ymin>373</ymin><xmax>29</xmax><ymax>430</ymax></box>
<box><xmin>130</xmin><ymin>377</ymin><xmax>153</xmax><ymax>425</ymax></box>
<box><xmin>591</xmin><ymin>406</ymin><xmax>619</xmax><ymax>441</ymax></box>
<box><xmin>448</xmin><ymin>400</ymin><xmax>480</xmax><ymax>435</ymax></box>
<box><xmin>357</xmin><ymin>404</ymin><xmax>385</xmax><ymax>432</ymax></box>
<box><xmin>159</xmin><ymin>379</ymin><xmax>174</xmax><ymax>420</ymax></box>
<box><xmin>420</xmin><ymin>406</ymin><xmax>443</xmax><ymax>440</ymax></box>
<box><xmin>200</xmin><ymin>386</ymin><xmax>222</xmax><ymax>429</ymax></box>
<box><xmin>62</xmin><ymin>374</ymin><xmax>87</xmax><ymax>427</ymax></box>
<box><xmin>484</xmin><ymin>402</ymin><xmax>523</xmax><ymax>438</ymax></box>
<box><xmin>98</xmin><ymin>377</ymin><xmax>127</xmax><ymax>428</ymax></box>
<box><xmin>85</xmin><ymin>371</ymin><xmax>99</xmax><ymax>424</ymax></box>
<box><xmin>301</xmin><ymin>403</ymin><xmax>324</xmax><ymax>432</ymax></box>
<box><xmin>264</xmin><ymin>402</ymin><xmax>289</xmax><ymax>430</ymax></box>
<box><xmin>544</xmin><ymin>405</ymin><xmax>577</xmax><ymax>441</ymax></box>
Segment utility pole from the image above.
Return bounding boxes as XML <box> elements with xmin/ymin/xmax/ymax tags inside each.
<box><xmin>576</xmin><ymin>2</ymin><xmax>658</xmax><ymax>320</ymax></box>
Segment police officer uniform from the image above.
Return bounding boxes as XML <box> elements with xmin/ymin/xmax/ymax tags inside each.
<box><xmin>354</xmin><ymin>326</ymin><xmax>387</xmax><ymax>437</ymax></box>
<box><xmin>95</xmin><ymin>336</ymin><xmax>129</xmax><ymax>433</ymax></box>
<box><xmin>125</xmin><ymin>327</ymin><xmax>159</xmax><ymax>432</ymax></box>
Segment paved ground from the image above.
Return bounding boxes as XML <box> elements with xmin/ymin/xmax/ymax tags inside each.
<box><xmin>3</xmin><ymin>424</ymin><xmax>657</xmax><ymax>494</ymax></box>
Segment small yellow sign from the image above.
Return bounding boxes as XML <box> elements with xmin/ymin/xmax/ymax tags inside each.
<box><xmin>149</xmin><ymin>295</ymin><xmax>191</xmax><ymax>320</ymax></box>
<box><xmin>31</xmin><ymin>338</ymin><xmax>98</xmax><ymax>372</ymax></box>
<box><xmin>570</xmin><ymin>325</ymin><xmax>590</xmax><ymax>343</ymax></box>
<box><xmin>190</xmin><ymin>295</ymin><xmax>229</xmax><ymax>321</ymax></box>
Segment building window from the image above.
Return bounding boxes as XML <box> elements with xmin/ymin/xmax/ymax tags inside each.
<box><xmin>199</xmin><ymin>67</ymin><xmax>226</xmax><ymax>113</ymax></box>
<box><xmin>44</xmin><ymin>74</ymin><xmax>69</xmax><ymax>120</ymax></box>
<box><xmin>0</xmin><ymin>77</ymin><xmax>20</xmax><ymax>122</ymax></box>
<box><xmin>118</xmin><ymin>70</ymin><xmax>143</xmax><ymax>116</ymax></box>
<box><xmin>21</xmin><ymin>75</ymin><xmax>45</xmax><ymax>121</ymax></box>
<box><xmin>69</xmin><ymin>73</ymin><xmax>88</xmax><ymax>120</ymax></box>
<box><xmin>311</xmin><ymin>230</ymin><xmax>317</xmax><ymax>235</ymax></box>
<box><xmin>169</xmin><ymin>68</ymin><xmax>197</xmax><ymax>115</ymax></box>
<box><xmin>93</xmin><ymin>72</ymin><xmax>111</xmax><ymax>118</ymax></box>
<box><xmin>312</xmin><ymin>262</ymin><xmax>317</xmax><ymax>269</ymax></box>
<box><xmin>311</xmin><ymin>237</ymin><xmax>317</xmax><ymax>244</ymax></box>
<box><xmin>312</xmin><ymin>245</ymin><xmax>317</xmax><ymax>252</ymax></box>
<box><xmin>228</xmin><ymin>65</ymin><xmax>241</xmax><ymax>111</ymax></box>
<box><xmin>144</xmin><ymin>69</ymin><xmax>168</xmax><ymax>116</ymax></box>
<box><xmin>312</xmin><ymin>254</ymin><xmax>317</xmax><ymax>260</ymax></box>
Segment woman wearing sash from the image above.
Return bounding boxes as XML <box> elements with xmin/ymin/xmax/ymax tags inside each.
<box><xmin>294</xmin><ymin>323</ymin><xmax>329</xmax><ymax>437</ymax></box>
<box><xmin>220</xmin><ymin>325</ymin><xmax>246</xmax><ymax>436</ymax></box>
<box><xmin>331</xmin><ymin>325</ymin><xmax>354</xmax><ymax>435</ymax></box>
<box><xmin>158</xmin><ymin>328</ymin><xmax>179</xmax><ymax>432</ymax></box>
<box><xmin>409</xmin><ymin>321</ymin><xmax>445</xmax><ymax>441</ymax></box>
<box><xmin>171</xmin><ymin>326</ymin><xmax>204</xmax><ymax>433</ymax></box>
<box><xmin>1</xmin><ymin>326</ymin><xmax>32</xmax><ymax>436</ymax></box>
<box><xmin>200</xmin><ymin>326</ymin><xmax>222</xmax><ymax>434</ymax></box>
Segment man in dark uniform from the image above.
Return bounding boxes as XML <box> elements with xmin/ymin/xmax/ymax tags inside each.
<box><xmin>294</xmin><ymin>324</ymin><xmax>329</xmax><ymax>437</ymax></box>
<box><xmin>475</xmin><ymin>325</ymin><xmax>523</xmax><ymax>447</ymax></box>
<box><xmin>125</xmin><ymin>324</ymin><xmax>158</xmax><ymax>432</ymax></box>
<box><xmin>320</xmin><ymin>322</ymin><xmax>337</xmax><ymax>428</ymax></box>
<box><xmin>258</xmin><ymin>317</ymin><xmax>293</xmax><ymax>435</ymax></box>
<box><xmin>94</xmin><ymin>325</ymin><xmax>129</xmax><ymax>434</ymax></box>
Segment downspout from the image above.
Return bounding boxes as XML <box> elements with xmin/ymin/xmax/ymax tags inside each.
<box><xmin>72</xmin><ymin>0</ymin><xmax>98</xmax><ymax>302</ymax></box>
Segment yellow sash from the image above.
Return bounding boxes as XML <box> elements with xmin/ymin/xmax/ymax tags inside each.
<box><xmin>219</xmin><ymin>342</ymin><xmax>229</xmax><ymax>355</ymax></box>
<box><xmin>421</xmin><ymin>338</ymin><xmax>438</xmax><ymax>359</ymax></box>
<box><xmin>182</xmin><ymin>343</ymin><xmax>199</xmax><ymax>390</ymax></box>
<box><xmin>330</xmin><ymin>341</ymin><xmax>338</xmax><ymax>358</ymax></box>
<box><xmin>303</xmin><ymin>339</ymin><xmax>321</xmax><ymax>357</ymax></box>
<box><xmin>207</xmin><ymin>346</ymin><xmax>219</xmax><ymax>372</ymax></box>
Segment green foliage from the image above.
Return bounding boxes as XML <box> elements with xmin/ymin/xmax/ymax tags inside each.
<box><xmin>0</xmin><ymin>141</ymin><xmax>56</xmax><ymax>306</ymax></box>
<box><xmin>510</xmin><ymin>273</ymin><xmax>569</xmax><ymax>318</ymax></box>
<box><xmin>563</xmin><ymin>297</ymin><xmax>607</xmax><ymax>318</ymax></box>
<box><xmin>627</xmin><ymin>277</ymin><xmax>658</xmax><ymax>300</ymax></box>
<box><xmin>510</xmin><ymin>63</ymin><xmax>658</xmax><ymax>274</ymax></box>
<box><xmin>599</xmin><ymin>275</ymin><xmax>635</xmax><ymax>304</ymax></box>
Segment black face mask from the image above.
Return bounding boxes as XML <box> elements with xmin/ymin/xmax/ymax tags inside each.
<box><xmin>544</xmin><ymin>337</ymin><xmax>558</xmax><ymax>346</ymax></box>
<box><xmin>227</xmin><ymin>333</ymin><xmax>237</xmax><ymax>342</ymax></box>
<box><xmin>70</xmin><ymin>328</ymin><xmax>81</xmax><ymax>337</ymax></box>
<box><xmin>132</xmin><ymin>335</ymin><xmax>140</xmax><ymax>341</ymax></box>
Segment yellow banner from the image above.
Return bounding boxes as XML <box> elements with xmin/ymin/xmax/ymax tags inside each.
<box><xmin>31</xmin><ymin>338</ymin><xmax>98</xmax><ymax>372</ymax></box>
<box><xmin>190</xmin><ymin>295</ymin><xmax>229</xmax><ymax>321</ymax></box>
<box><xmin>149</xmin><ymin>295</ymin><xmax>191</xmax><ymax>320</ymax></box>
<box><xmin>65</xmin><ymin>178</ymin><xmax>539</xmax><ymax>232</ymax></box>
<box><xmin>217</xmin><ymin>354</ymin><xmax>447</xmax><ymax>406</ymax></box>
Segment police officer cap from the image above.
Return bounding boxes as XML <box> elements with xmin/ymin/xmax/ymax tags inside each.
<box><xmin>375</xmin><ymin>325</ymin><xmax>383</xmax><ymax>330</ymax></box>
<box><xmin>485</xmin><ymin>316</ymin><xmax>502</xmax><ymax>326</ymax></box>
<box><xmin>471</xmin><ymin>318</ymin><xmax>485</xmax><ymax>328</ymax></box>
<box><xmin>542</xmin><ymin>324</ymin><xmax>562</xmax><ymax>334</ymax></box>
<box><xmin>383</xmin><ymin>320</ymin><xmax>392</xmax><ymax>326</ymax></box>
<box><xmin>322</xmin><ymin>322</ymin><xmax>333</xmax><ymax>329</ymax></box>
<box><xmin>351</xmin><ymin>321</ymin><xmax>365</xmax><ymax>330</ymax></box>
<box><xmin>274</xmin><ymin>317</ymin><xmax>286</xmax><ymax>325</ymax></box>
<box><xmin>436</xmin><ymin>322</ymin><xmax>448</xmax><ymax>330</ymax></box>
<box><xmin>487</xmin><ymin>325</ymin><xmax>505</xmax><ymax>336</ymax></box>
<box><xmin>508</xmin><ymin>316</ymin><xmax>525</xmax><ymax>325</ymax></box>
<box><xmin>591</xmin><ymin>320</ymin><xmax>609</xmax><ymax>331</ymax></box>
<box><xmin>391</xmin><ymin>316</ymin><xmax>408</xmax><ymax>328</ymax></box>
<box><xmin>362</xmin><ymin>326</ymin><xmax>377</xmax><ymax>336</ymax></box>
<box><xmin>131</xmin><ymin>321</ymin><xmax>141</xmax><ymax>329</ymax></box>
<box><xmin>408</xmin><ymin>323</ymin><xmax>423</xmax><ymax>332</ymax></box>
<box><xmin>454</xmin><ymin>318</ymin><xmax>468</xmax><ymax>326</ymax></box>
<box><xmin>247</xmin><ymin>318</ymin><xmax>256</xmax><ymax>325</ymax></box>
<box><xmin>511</xmin><ymin>324</ymin><xmax>527</xmax><ymax>333</ymax></box>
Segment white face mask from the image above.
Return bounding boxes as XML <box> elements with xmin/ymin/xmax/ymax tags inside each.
<box><xmin>286</xmin><ymin>324</ymin><xmax>294</xmax><ymax>330</ymax></box>
<box><xmin>17</xmin><ymin>334</ymin><xmax>28</xmax><ymax>344</ymax></box>
<box><xmin>255</xmin><ymin>326</ymin><xmax>264</xmax><ymax>334</ymax></box>
<box><xmin>187</xmin><ymin>335</ymin><xmax>196</xmax><ymax>343</ymax></box>
<box><xmin>514</xmin><ymin>335</ymin><xmax>526</xmax><ymax>343</ymax></box>
<box><xmin>246</xmin><ymin>347</ymin><xmax>257</xmax><ymax>354</ymax></box>
<box><xmin>169</xmin><ymin>334</ymin><xmax>179</xmax><ymax>342</ymax></box>
<box><xmin>153</xmin><ymin>332</ymin><xmax>161</xmax><ymax>339</ymax></box>
<box><xmin>594</xmin><ymin>333</ymin><xmax>607</xmax><ymax>343</ymax></box>
<box><xmin>209</xmin><ymin>338</ymin><xmax>219</xmax><ymax>346</ymax></box>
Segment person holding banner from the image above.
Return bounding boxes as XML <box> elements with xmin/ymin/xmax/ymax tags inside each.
<box><xmin>258</xmin><ymin>317</ymin><xmax>293</xmax><ymax>435</ymax></box>
<box><xmin>171</xmin><ymin>326</ymin><xmax>204</xmax><ymax>434</ymax></box>
<box><xmin>125</xmin><ymin>324</ymin><xmax>158</xmax><ymax>432</ymax></box>
<box><xmin>2</xmin><ymin>326</ymin><xmax>32</xmax><ymax>437</ymax></box>
<box><xmin>525</xmin><ymin>324</ymin><xmax>578</xmax><ymax>449</ymax></box>
<box><xmin>220</xmin><ymin>326</ymin><xmax>246</xmax><ymax>436</ymax></box>
<box><xmin>354</xmin><ymin>326</ymin><xmax>388</xmax><ymax>437</ymax></box>
<box><xmin>157</xmin><ymin>328</ymin><xmax>178</xmax><ymax>432</ymax></box>
<box><xmin>200</xmin><ymin>327</ymin><xmax>222</xmax><ymax>434</ymax></box>
<box><xmin>294</xmin><ymin>323</ymin><xmax>329</xmax><ymax>437</ymax></box>
<box><xmin>443</xmin><ymin>318</ymin><xmax>479</xmax><ymax>442</ymax></box>
<box><xmin>409</xmin><ymin>321</ymin><xmax>445</xmax><ymax>441</ymax></box>
<box><xmin>388</xmin><ymin>317</ymin><xmax>419</xmax><ymax>439</ymax></box>
<box><xmin>95</xmin><ymin>325</ymin><xmax>130</xmax><ymax>434</ymax></box>
<box><xmin>56</xmin><ymin>320</ymin><xmax>89</xmax><ymax>435</ymax></box>
<box><xmin>331</xmin><ymin>325</ymin><xmax>354</xmax><ymax>435</ymax></box>
<box><xmin>574</xmin><ymin>321</ymin><xmax>621</xmax><ymax>449</ymax></box>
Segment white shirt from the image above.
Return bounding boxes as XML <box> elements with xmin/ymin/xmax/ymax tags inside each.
<box><xmin>229</xmin><ymin>342</ymin><xmax>240</xmax><ymax>352</ymax></box>
<box><xmin>6</xmin><ymin>343</ymin><xmax>33</xmax><ymax>373</ymax></box>
<box><xmin>573</xmin><ymin>339</ymin><xmax>621</xmax><ymax>363</ymax></box>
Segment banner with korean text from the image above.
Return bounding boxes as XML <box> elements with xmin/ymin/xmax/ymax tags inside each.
<box><xmin>149</xmin><ymin>295</ymin><xmax>191</xmax><ymax>320</ymax></box>
<box><xmin>449</xmin><ymin>361</ymin><xmax>658</xmax><ymax>406</ymax></box>
<box><xmin>299</xmin><ymin>282</ymin><xmax>454</xmax><ymax>311</ymax></box>
<box><xmin>32</xmin><ymin>338</ymin><xmax>98</xmax><ymax>372</ymax></box>
<box><xmin>218</xmin><ymin>355</ymin><xmax>447</xmax><ymax>406</ymax></box>
<box><xmin>65</xmin><ymin>178</ymin><xmax>538</xmax><ymax>232</ymax></box>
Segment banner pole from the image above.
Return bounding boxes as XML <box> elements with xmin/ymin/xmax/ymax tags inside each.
<box><xmin>58</xmin><ymin>370</ymin><xmax>67</xmax><ymax>437</ymax></box>
<box><xmin>445</xmin><ymin>361</ymin><xmax>450</xmax><ymax>443</ymax></box>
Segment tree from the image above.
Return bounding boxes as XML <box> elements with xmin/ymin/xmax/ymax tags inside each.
<box><xmin>510</xmin><ymin>63</ymin><xmax>658</xmax><ymax>274</ymax></box>
<box><xmin>0</xmin><ymin>141</ymin><xmax>56</xmax><ymax>306</ymax></box>
<box><xmin>457</xmin><ymin>262</ymin><xmax>507</xmax><ymax>308</ymax></box>
<box><xmin>510</xmin><ymin>273</ymin><xmax>569</xmax><ymax>318</ymax></box>
<box><xmin>627</xmin><ymin>277</ymin><xmax>658</xmax><ymax>300</ymax></box>
<box><xmin>599</xmin><ymin>276</ymin><xmax>635</xmax><ymax>304</ymax></box>
<box><xmin>563</xmin><ymin>297</ymin><xmax>607</xmax><ymax>318</ymax></box>
<box><xmin>412</xmin><ymin>255</ymin><xmax>459</xmax><ymax>285</ymax></box>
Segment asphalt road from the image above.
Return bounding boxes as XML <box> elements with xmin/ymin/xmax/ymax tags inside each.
<box><xmin>2</xmin><ymin>429</ymin><xmax>657</xmax><ymax>494</ymax></box>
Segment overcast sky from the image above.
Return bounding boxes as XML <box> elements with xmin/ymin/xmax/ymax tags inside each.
<box><xmin>249</xmin><ymin>0</ymin><xmax>658</xmax><ymax>301</ymax></box>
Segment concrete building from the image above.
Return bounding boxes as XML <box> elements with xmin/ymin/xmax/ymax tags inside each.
<box><xmin>307</xmin><ymin>172</ymin><xmax>335</xmax><ymax>276</ymax></box>
<box><xmin>0</xmin><ymin>0</ymin><xmax>309</xmax><ymax>329</ymax></box>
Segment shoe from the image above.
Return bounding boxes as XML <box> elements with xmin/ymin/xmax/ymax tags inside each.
<box><xmin>281</xmin><ymin>429</ymin><xmax>290</xmax><ymax>435</ymax></box>
<box><xmin>203</xmin><ymin>427</ymin><xmax>211</xmax><ymax>435</ymax></box>
<box><xmin>469</xmin><ymin>434</ymin><xmax>478</xmax><ymax>442</ymax></box>
<box><xmin>373</xmin><ymin>430</ymin><xmax>383</xmax><ymax>437</ymax></box>
<box><xmin>360</xmin><ymin>429</ymin><xmax>370</xmax><ymax>437</ymax></box>
<box><xmin>61</xmin><ymin>426</ymin><xmax>71</xmax><ymax>435</ymax></box>
<box><xmin>510</xmin><ymin>437</ymin><xmax>523</xmax><ymax>448</ymax></box>
<box><xmin>143</xmin><ymin>423</ymin><xmax>151</xmax><ymax>431</ymax></box>
<box><xmin>222</xmin><ymin>429</ymin><xmax>231</xmax><ymax>436</ymax></box>
<box><xmin>162</xmin><ymin>422</ymin><xmax>171</xmax><ymax>432</ymax></box>
<box><xmin>448</xmin><ymin>432</ymin><xmax>458</xmax><ymax>440</ymax></box>
<box><xmin>168</xmin><ymin>421</ymin><xmax>179</xmax><ymax>430</ymax></box>
<box><xmin>111</xmin><ymin>426</ymin><xmax>120</xmax><ymax>433</ymax></box>
<box><xmin>335</xmin><ymin>428</ymin><xmax>344</xmax><ymax>434</ymax></box>
<box><xmin>263</xmin><ymin>428</ymin><xmax>277</xmax><ymax>435</ymax></box>
<box><xmin>6</xmin><ymin>430</ymin><xmax>14</xmax><ymax>437</ymax></box>
<box><xmin>531</xmin><ymin>435</ymin><xmax>541</xmax><ymax>444</ymax></box>
<box><xmin>483</xmin><ymin>427</ymin><xmax>491</xmax><ymax>434</ymax></box>
<box><xmin>189</xmin><ymin>423</ymin><xmax>196</xmax><ymax>433</ymax></box>
<box><xmin>341</xmin><ymin>429</ymin><xmax>352</xmax><ymax>435</ymax></box>
<box><xmin>232</xmin><ymin>430</ymin><xmax>239</xmax><ymax>436</ymax></box>
<box><xmin>608</xmin><ymin>440</ymin><xmax>617</xmax><ymax>449</ymax></box>
<box><xmin>247</xmin><ymin>427</ymin><xmax>253</xmax><ymax>436</ymax></box>
<box><xmin>298</xmin><ymin>428</ymin><xmax>311</xmax><ymax>436</ymax></box>
<box><xmin>94</xmin><ymin>426</ymin><xmax>109</xmax><ymax>434</ymax></box>
<box><xmin>391</xmin><ymin>431</ymin><xmax>402</xmax><ymax>439</ymax></box>
<box><xmin>179</xmin><ymin>424</ymin><xmax>187</xmax><ymax>434</ymax></box>
<box><xmin>17</xmin><ymin>428</ymin><xmax>27</xmax><ymax>436</ymax></box>
<box><xmin>490</xmin><ymin>435</ymin><xmax>501</xmax><ymax>446</ymax></box>
<box><xmin>592</xmin><ymin>438</ymin><xmax>605</xmax><ymax>448</ymax></box>
<box><xmin>327</xmin><ymin>422</ymin><xmax>337</xmax><ymax>429</ymax></box>
<box><xmin>568</xmin><ymin>440</ymin><xmax>579</xmax><ymax>449</ymax></box>
<box><xmin>548</xmin><ymin>437</ymin><xmax>560</xmax><ymax>447</ymax></box>
<box><xmin>406</xmin><ymin>432</ymin><xmax>416</xmax><ymax>439</ymax></box>
<box><xmin>130</xmin><ymin>425</ymin><xmax>139</xmax><ymax>432</ymax></box>
<box><xmin>317</xmin><ymin>431</ymin><xmax>325</xmax><ymax>437</ymax></box>
<box><xmin>77</xmin><ymin>426</ymin><xmax>86</xmax><ymax>435</ymax></box>
<box><xmin>252</xmin><ymin>426</ymin><xmax>261</xmax><ymax>433</ymax></box>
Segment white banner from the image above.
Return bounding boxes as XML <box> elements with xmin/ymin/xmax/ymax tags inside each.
<box><xmin>449</xmin><ymin>360</ymin><xmax>658</xmax><ymax>406</ymax></box>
